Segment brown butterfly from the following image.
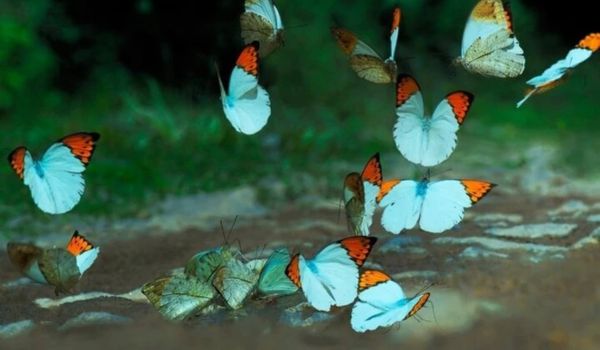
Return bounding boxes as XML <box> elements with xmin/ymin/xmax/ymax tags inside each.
<box><xmin>240</xmin><ymin>0</ymin><xmax>284</xmax><ymax>57</ymax></box>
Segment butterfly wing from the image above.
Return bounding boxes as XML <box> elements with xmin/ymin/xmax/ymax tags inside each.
<box><xmin>39</xmin><ymin>248</ymin><xmax>81</xmax><ymax>294</ymax></box>
<box><xmin>460</xmin><ymin>0</ymin><xmax>524</xmax><ymax>77</ymax></box>
<box><xmin>220</xmin><ymin>42</ymin><xmax>271</xmax><ymax>135</ymax></box>
<box><xmin>378</xmin><ymin>180</ymin><xmax>422</xmax><ymax>234</ymax></box>
<box><xmin>142</xmin><ymin>273</ymin><xmax>216</xmax><ymax>320</ymax></box>
<box><xmin>344</xmin><ymin>172</ymin><xmax>365</xmax><ymax>235</ymax></box>
<box><xmin>7</xmin><ymin>242</ymin><xmax>47</xmax><ymax>284</ymax></box>
<box><xmin>419</xmin><ymin>179</ymin><xmax>494</xmax><ymax>233</ymax></box>
<box><xmin>420</xmin><ymin>91</ymin><xmax>474</xmax><ymax>167</ymax></box>
<box><xmin>352</xmin><ymin>270</ymin><xmax>431</xmax><ymax>332</ymax></box>
<box><xmin>393</xmin><ymin>74</ymin><xmax>428</xmax><ymax>165</ymax></box>
<box><xmin>213</xmin><ymin>259</ymin><xmax>259</xmax><ymax>309</ymax></box>
<box><xmin>331</xmin><ymin>27</ymin><xmax>395</xmax><ymax>84</ymax></box>
<box><xmin>258</xmin><ymin>248</ymin><xmax>299</xmax><ymax>297</ymax></box>
<box><xmin>360</xmin><ymin>153</ymin><xmax>383</xmax><ymax>236</ymax></box>
<box><xmin>66</xmin><ymin>231</ymin><xmax>99</xmax><ymax>275</ymax></box>
<box><xmin>288</xmin><ymin>236</ymin><xmax>377</xmax><ymax>311</ymax></box>
<box><xmin>240</xmin><ymin>0</ymin><xmax>284</xmax><ymax>57</ymax></box>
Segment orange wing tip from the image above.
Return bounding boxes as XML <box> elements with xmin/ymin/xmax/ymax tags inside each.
<box><xmin>331</xmin><ymin>27</ymin><xmax>358</xmax><ymax>55</ymax></box>
<box><xmin>396</xmin><ymin>74</ymin><xmax>420</xmax><ymax>107</ymax></box>
<box><xmin>60</xmin><ymin>132</ymin><xmax>100</xmax><ymax>166</ymax></box>
<box><xmin>446</xmin><ymin>91</ymin><xmax>474</xmax><ymax>124</ymax></box>
<box><xmin>376</xmin><ymin>179</ymin><xmax>401</xmax><ymax>203</ymax></box>
<box><xmin>236</xmin><ymin>42</ymin><xmax>260</xmax><ymax>76</ymax></box>
<box><xmin>391</xmin><ymin>7</ymin><xmax>401</xmax><ymax>33</ymax></box>
<box><xmin>285</xmin><ymin>254</ymin><xmax>302</xmax><ymax>288</ymax></box>
<box><xmin>359</xmin><ymin>270</ymin><xmax>391</xmax><ymax>290</ymax></box>
<box><xmin>338</xmin><ymin>236</ymin><xmax>377</xmax><ymax>267</ymax></box>
<box><xmin>361</xmin><ymin>153</ymin><xmax>383</xmax><ymax>186</ymax></box>
<box><xmin>461</xmin><ymin>180</ymin><xmax>496</xmax><ymax>204</ymax></box>
<box><xmin>404</xmin><ymin>292</ymin><xmax>431</xmax><ymax>320</ymax></box>
<box><xmin>576</xmin><ymin>33</ymin><xmax>600</xmax><ymax>52</ymax></box>
<box><xmin>8</xmin><ymin>146</ymin><xmax>27</xmax><ymax>179</ymax></box>
<box><xmin>66</xmin><ymin>231</ymin><xmax>95</xmax><ymax>256</ymax></box>
<box><xmin>502</xmin><ymin>1</ymin><xmax>514</xmax><ymax>33</ymax></box>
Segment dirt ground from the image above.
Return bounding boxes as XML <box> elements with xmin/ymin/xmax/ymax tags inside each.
<box><xmin>1</xmin><ymin>193</ymin><xmax>599</xmax><ymax>350</ymax></box>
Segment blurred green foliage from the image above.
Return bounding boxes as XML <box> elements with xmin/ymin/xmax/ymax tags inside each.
<box><xmin>0</xmin><ymin>0</ymin><xmax>598</xmax><ymax>233</ymax></box>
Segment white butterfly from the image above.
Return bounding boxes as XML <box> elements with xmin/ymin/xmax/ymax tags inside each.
<box><xmin>393</xmin><ymin>74</ymin><xmax>474</xmax><ymax>167</ymax></box>
<box><xmin>331</xmin><ymin>7</ymin><xmax>401</xmax><ymax>84</ymax></box>
<box><xmin>217</xmin><ymin>42</ymin><xmax>271</xmax><ymax>135</ymax></box>
<box><xmin>517</xmin><ymin>33</ymin><xmax>600</xmax><ymax>108</ymax></box>
<box><xmin>343</xmin><ymin>153</ymin><xmax>384</xmax><ymax>236</ymax></box>
<box><xmin>8</xmin><ymin>132</ymin><xmax>100</xmax><ymax>215</ymax></box>
<box><xmin>285</xmin><ymin>236</ymin><xmax>377</xmax><ymax>311</ymax></box>
<box><xmin>351</xmin><ymin>270</ymin><xmax>430</xmax><ymax>332</ymax></box>
<box><xmin>457</xmin><ymin>0</ymin><xmax>525</xmax><ymax>78</ymax></box>
<box><xmin>378</xmin><ymin>178</ymin><xmax>494</xmax><ymax>234</ymax></box>
<box><xmin>240</xmin><ymin>0</ymin><xmax>284</xmax><ymax>57</ymax></box>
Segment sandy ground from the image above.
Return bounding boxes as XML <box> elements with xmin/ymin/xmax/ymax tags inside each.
<box><xmin>1</xmin><ymin>192</ymin><xmax>599</xmax><ymax>349</ymax></box>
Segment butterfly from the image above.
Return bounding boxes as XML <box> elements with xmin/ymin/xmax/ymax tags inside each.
<box><xmin>257</xmin><ymin>247</ymin><xmax>299</xmax><ymax>297</ymax></box>
<box><xmin>331</xmin><ymin>7</ymin><xmax>401</xmax><ymax>84</ymax></box>
<box><xmin>217</xmin><ymin>42</ymin><xmax>271</xmax><ymax>135</ymax></box>
<box><xmin>8</xmin><ymin>132</ymin><xmax>100</xmax><ymax>214</ymax></box>
<box><xmin>378</xmin><ymin>177</ymin><xmax>495</xmax><ymax>234</ymax></box>
<box><xmin>240</xmin><ymin>0</ymin><xmax>284</xmax><ymax>57</ymax></box>
<box><xmin>517</xmin><ymin>33</ymin><xmax>600</xmax><ymax>108</ymax></box>
<box><xmin>456</xmin><ymin>0</ymin><xmax>525</xmax><ymax>78</ymax></box>
<box><xmin>212</xmin><ymin>258</ymin><xmax>260</xmax><ymax>309</ymax></box>
<box><xmin>285</xmin><ymin>236</ymin><xmax>377</xmax><ymax>311</ymax></box>
<box><xmin>393</xmin><ymin>74</ymin><xmax>474</xmax><ymax>167</ymax></box>
<box><xmin>344</xmin><ymin>153</ymin><xmax>384</xmax><ymax>236</ymax></box>
<box><xmin>184</xmin><ymin>245</ymin><xmax>241</xmax><ymax>283</ymax></box>
<box><xmin>142</xmin><ymin>272</ymin><xmax>216</xmax><ymax>321</ymax></box>
<box><xmin>7</xmin><ymin>231</ymin><xmax>99</xmax><ymax>295</ymax></box>
<box><xmin>351</xmin><ymin>270</ymin><xmax>430</xmax><ymax>332</ymax></box>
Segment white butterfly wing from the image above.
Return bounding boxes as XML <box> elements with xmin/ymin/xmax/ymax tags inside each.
<box><xmin>526</xmin><ymin>48</ymin><xmax>592</xmax><ymax>87</ymax></box>
<box><xmin>393</xmin><ymin>80</ymin><xmax>426</xmax><ymax>165</ymax></box>
<box><xmin>423</xmin><ymin>98</ymin><xmax>462</xmax><ymax>167</ymax></box>
<box><xmin>419</xmin><ymin>180</ymin><xmax>472</xmax><ymax>233</ymax></box>
<box><xmin>75</xmin><ymin>247</ymin><xmax>100</xmax><ymax>275</ymax></box>
<box><xmin>245</xmin><ymin>0</ymin><xmax>282</xmax><ymax>31</ymax></box>
<box><xmin>24</xmin><ymin>144</ymin><xmax>86</xmax><ymax>214</ymax></box>
<box><xmin>351</xmin><ymin>280</ymin><xmax>406</xmax><ymax>332</ymax></box>
<box><xmin>224</xmin><ymin>85</ymin><xmax>271</xmax><ymax>135</ymax></box>
<box><xmin>361</xmin><ymin>181</ymin><xmax>380</xmax><ymax>236</ymax></box>
<box><xmin>461</xmin><ymin>17</ymin><xmax>504</xmax><ymax>57</ymax></box>
<box><xmin>379</xmin><ymin>181</ymin><xmax>422</xmax><ymax>234</ymax></box>
<box><xmin>300</xmin><ymin>244</ymin><xmax>359</xmax><ymax>311</ymax></box>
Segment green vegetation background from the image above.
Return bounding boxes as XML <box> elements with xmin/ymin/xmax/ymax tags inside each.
<box><xmin>0</xmin><ymin>0</ymin><xmax>598</xmax><ymax>237</ymax></box>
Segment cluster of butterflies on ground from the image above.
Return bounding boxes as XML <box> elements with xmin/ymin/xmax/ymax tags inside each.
<box><xmin>141</xmin><ymin>230</ymin><xmax>428</xmax><ymax>333</ymax></box>
<box><xmin>4</xmin><ymin>0</ymin><xmax>598</xmax><ymax>334</ymax></box>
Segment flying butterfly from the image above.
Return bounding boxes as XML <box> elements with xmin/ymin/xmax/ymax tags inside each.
<box><xmin>8</xmin><ymin>132</ymin><xmax>100</xmax><ymax>214</ymax></box>
<box><xmin>393</xmin><ymin>74</ymin><xmax>474</xmax><ymax>167</ymax></box>
<box><xmin>285</xmin><ymin>236</ymin><xmax>377</xmax><ymax>311</ymax></box>
<box><xmin>351</xmin><ymin>270</ymin><xmax>430</xmax><ymax>332</ymax></box>
<box><xmin>344</xmin><ymin>153</ymin><xmax>384</xmax><ymax>236</ymax></box>
<box><xmin>456</xmin><ymin>0</ymin><xmax>525</xmax><ymax>78</ymax></box>
<box><xmin>517</xmin><ymin>33</ymin><xmax>600</xmax><ymax>108</ymax></box>
<box><xmin>331</xmin><ymin>7</ymin><xmax>401</xmax><ymax>83</ymax></box>
<box><xmin>217</xmin><ymin>42</ymin><xmax>271</xmax><ymax>135</ymax></box>
<box><xmin>240</xmin><ymin>0</ymin><xmax>284</xmax><ymax>57</ymax></box>
<box><xmin>7</xmin><ymin>231</ymin><xmax>99</xmax><ymax>295</ymax></box>
<box><xmin>378</xmin><ymin>177</ymin><xmax>495</xmax><ymax>234</ymax></box>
